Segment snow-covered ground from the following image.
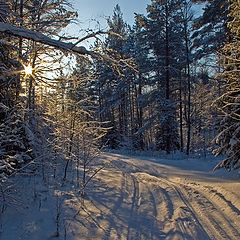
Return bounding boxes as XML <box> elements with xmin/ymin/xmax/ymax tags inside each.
<box><xmin>0</xmin><ymin>152</ymin><xmax>239</xmax><ymax>239</ymax></box>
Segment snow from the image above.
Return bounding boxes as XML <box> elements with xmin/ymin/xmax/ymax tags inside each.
<box><xmin>0</xmin><ymin>152</ymin><xmax>239</xmax><ymax>239</ymax></box>
<box><xmin>0</xmin><ymin>22</ymin><xmax>90</xmax><ymax>55</ymax></box>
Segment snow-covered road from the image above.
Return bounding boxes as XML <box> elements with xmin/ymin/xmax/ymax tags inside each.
<box><xmin>1</xmin><ymin>153</ymin><xmax>239</xmax><ymax>240</ymax></box>
<box><xmin>68</xmin><ymin>153</ymin><xmax>240</xmax><ymax>240</ymax></box>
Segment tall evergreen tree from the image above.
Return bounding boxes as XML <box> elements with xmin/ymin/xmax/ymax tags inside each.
<box><xmin>0</xmin><ymin>0</ymin><xmax>77</xmax><ymax>180</ymax></box>
<box><xmin>128</xmin><ymin>22</ymin><xmax>151</xmax><ymax>149</ymax></box>
<box><xmin>94</xmin><ymin>5</ymin><xmax>131</xmax><ymax>149</ymax></box>
<box><xmin>138</xmin><ymin>0</ymin><xmax>184</xmax><ymax>152</ymax></box>
<box><xmin>192</xmin><ymin>0</ymin><xmax>229</xmax><ymax>60</ymax></box>
<box><xmin>214</xmin><ymin>0</ymin><xmax>240</xmax><ymax>170</ymax></box>
<box><xmin>0</xmin><ymin>1</ymin><xmax>30</xmax><ymax>180</ymax></box>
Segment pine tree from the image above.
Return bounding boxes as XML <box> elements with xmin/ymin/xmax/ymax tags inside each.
<box><xmin>138</xmin><ymin>0</ymin><xmax>184</xmax><ymax>153</ymax></box>
<box><xmin>214</xmin><ymin>0</ymin><xmax>240</xmax><ymax>170</ymax></box>
<box><xmin>127</xmin><ymin>23</ymin><xmax>150</xmax><ymax>149</ymax></box>
<box><xmin>0</xmin><ymin>0</ymin><xmax>77</xmax><ymax>181</ymax></box>
<box><xmin>0</xmin><ymin>2</ymin><xmax>25</xmax><ymax>180</ymax></box>
<box><xmin>192</xmin><ymin>0</ymin><xmax>229</xmax><ymax>60</ymax></box>
<box><xmin>94</xmin><ymin>5</ymin><xmax>131</xmax><ymax>149</ymax></box>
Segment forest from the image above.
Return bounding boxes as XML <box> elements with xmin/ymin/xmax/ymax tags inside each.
<box><xmin>0</xmin><ymin>0</ymin><xmax>240</xmax><ymax>239</ymax></box>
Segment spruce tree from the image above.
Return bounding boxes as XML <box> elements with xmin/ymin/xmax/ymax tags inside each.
<box><xmin>214</xmin><ymin>0</ymin><xmax>240</xmax><ymax>170</ymax></box>
<box><xmin>139</xmin><ymin>0</ymin><xmax>184</xmax><ymax>153</ymax></box>
<box><xmin>94</xmin><ymin>5</ymin><xmax>130</xmax><ymax>149</ymax></box>
<box><xmin>192</xmin><ymin>0</ymin><xmax>229</xmax><ymax>60</ymax></box>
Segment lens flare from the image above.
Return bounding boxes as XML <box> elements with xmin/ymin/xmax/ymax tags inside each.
<box><xmin>24</xmin><ymin>63</ymin><xmax>33</xmax><ymax>76</ymax></box>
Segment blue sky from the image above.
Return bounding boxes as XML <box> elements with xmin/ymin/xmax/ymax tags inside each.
<box><xmin>65</xmin><ymin>1</ymin><xmax>203</xmax><ymax>43</ymax></box>
<box><xmin>69</xmin><ymin>0</ymin><xmax>150</xmax><ymax>30</ymax></box>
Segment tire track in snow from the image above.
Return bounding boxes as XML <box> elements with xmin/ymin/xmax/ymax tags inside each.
<box><xmin>196</xmin><ymin>184</ymin><xmax>240</xmax><ymax>217</ymax></box>
<box><xmin>126</xmin><ymin>174</ymin><xmax>141</xmax><ymax>240</ymax></box>
<box><xmin>147</xmin><ymin>172</ymin><xmax>240</xmax><ymax>240</ymax></box>
<box><xmin>133</xmin><ymin>179</ymin><xmax>174</xmax><ymax>239</ymax></box>
<box><xmin>181</xmin><ymin>185</ymin><xmax>236</xmax><ymax>239</ymax></box>
<box><xmin>111</xmin><ymin>159</ymin><xmax>212</xmax><ymax>239</ymax></box>
<box><xmin>108</xmin><ymin>156</ymin><xmax>240</xmax><ymax>240</ymax></box>
<box><xmin>102</xmin><ymin>172</ymin><xmax>127</xmax><ymax>240</ymax></box>
<box><xmin>111</xmin><ymin>163</ymin><xmax>166</xmax><ymax>239</ymax></box>
<box><xmin>119</xmin><ymin>167</ymin><xmax>207</xmax><ymax>240</ymax></box>
<box><xmin>181</xmin><ymin>183</ymin><xmax>240</xmax><ymax>239</ymax></box>
<box><xmin>137</xmin><ymin>173</ymin><xmax>210</xmax><ymax>240</ymax></box>
<box><xmin>154</xmin><ymin>175</ymin><xmax>240</xmax><ymax>240</ymax></box>
<box><xmin>165</xmin><ymin>181</ymin><xmax>224</xmax><ymax>240</ymax></box>
<box><xmin>147</xmin><ymin>187</ymin><xmax>159</xmax><ymax>239</ymax></box>
<box><xmin>138</xmin><ymin>184</ymin><xmax>164</xmax><ymax>239</ymax></box>
<box><xmin>142</xmin><ymin>172</ymin><xmax>240</xmax><ymax>240</ymax></box>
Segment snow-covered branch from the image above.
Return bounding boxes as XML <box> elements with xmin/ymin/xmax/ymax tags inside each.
<box><xmin>0</xmin><ymin>22</ymin><xmax>136</xmax><ymax>72</ymax></box>
<box><xmin>0</xmin><ymin>22</ymin><xmax>92</xmax><ymax>55</ymax></box>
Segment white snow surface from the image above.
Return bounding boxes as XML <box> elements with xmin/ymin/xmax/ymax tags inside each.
<box><xmin>0</xmin><ymin>152</ymin><xmax>240</xmax><ymax>240</ymax></box>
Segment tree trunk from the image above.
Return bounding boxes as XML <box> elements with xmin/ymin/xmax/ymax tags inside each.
<box><xmin>179</xmin><ymin>74</ymin><xmax>184</xmax><ymax>152</ymax></box>
<box><xmin>165</xmin><ymin>3</ymin><xmax>170</xmax><ymax>154</ymax></box>
<box><xmin>184</xmin><ymin>22</ymin><xmax>191</xmax><ymax>155</ymax></box>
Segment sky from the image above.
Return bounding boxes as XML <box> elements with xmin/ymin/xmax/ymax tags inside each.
<box><xmin>68</xmin><ymin>0</ymin><xmax>150</xmax><ymax>34</ymax></box>
<box><xmin>66</xmin><ymin>1</ymin><xmax>203</xmax><ymax>38</ymax></box>
<box><xmin>71</xmin><ymin>0</ymin><xmax>150</xmax><ymax>26</ymax></box>
<box><xmin>52</xmin><ymin>0</ymin><xmax>203</xmax><ymax>76</ymax></box>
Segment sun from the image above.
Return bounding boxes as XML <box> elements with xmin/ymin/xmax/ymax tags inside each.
<box><xmin>24</xmin><ymin>63</ymin><xmax>33</xmax><ymax>76</ymax></box>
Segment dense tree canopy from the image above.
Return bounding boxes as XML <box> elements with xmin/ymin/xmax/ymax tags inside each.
<box><xmin>214</xmin><ymin>0</ymin><xmax>240</xmax><ymax>170</ymax></box>
<box><xmin>0</xmin><ymin>0</ymin><xmax>239</xmax><ymax>185</ymax></box>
